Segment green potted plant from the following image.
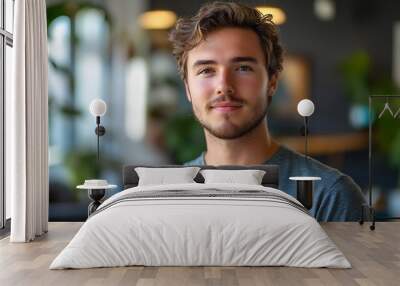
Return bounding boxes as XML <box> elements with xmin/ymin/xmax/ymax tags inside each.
<box><xmin>339</xmin><ymin>51</ymin><xmax>371</xmax><ymax>129</ymax></box>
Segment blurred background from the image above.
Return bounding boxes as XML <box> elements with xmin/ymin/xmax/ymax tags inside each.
<box><xmin>45</xmin><ymin>0</ymin><xmax>400</xmax><ymax>221</ymax></box>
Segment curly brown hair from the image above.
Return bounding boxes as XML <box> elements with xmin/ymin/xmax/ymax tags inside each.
<box><xmin>169</xmin><ymin>1</ymin><xmax>284</xmax><ymax>82</ymax></box>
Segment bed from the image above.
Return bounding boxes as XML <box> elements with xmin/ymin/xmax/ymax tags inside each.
<box><xmin>50</xmin><ymin>165</ymin><xmax>350</xmax><ymax>269</ymax></box>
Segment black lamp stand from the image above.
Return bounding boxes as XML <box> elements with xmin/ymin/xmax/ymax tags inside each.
<box><xmin>95</xmin><ymin>116</ymin><xmax>106</xmax><ymax>161</ymax></box>
<box><xmin>88</xmin><ymin>116</ymin><xmax>106</xmax><ymax>216</ymax></box>
<box><xmin>304</xmin><ymin>116</ymin><xmax>309</xmax><ymax>160</ymax></box>
<box><xmin>290</xmin><ymin>116</ymin><xmax>321</xmax><ymax>210</ymax></box>
<box><xmin>88</xmin><ymin>189</ymin><xmax>106</xmax><ymax>216</ymax></box>
<box><xmin>296</xmin><ymin>180</ymin><xmax>314</xmax><ymax>210</ymax></box>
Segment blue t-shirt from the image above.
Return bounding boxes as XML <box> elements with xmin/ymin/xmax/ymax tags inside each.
<box><xmin>184</xmin><ymin>145</ymin><xmax>366</xmax><ymax>222</ymax></box>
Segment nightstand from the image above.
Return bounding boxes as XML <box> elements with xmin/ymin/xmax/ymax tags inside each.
<box><xmin>289</xmin><ymin>176</ymin><xmax>321</xmax><ymax>210</ymax></box>
<box><xmin>77</xmin><ymin>180</ymin><xmax>117</xmax><ymax>216</ymax></box>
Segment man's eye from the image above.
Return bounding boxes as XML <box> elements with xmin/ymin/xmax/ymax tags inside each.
<box><xmin>198</xmin><ymin>67</ymin><xmax>214</xmax><ymax>75</ymax></box>
<box><xmin>237</xmin><ymin>65</ymin><xmax>253</xmax><ymax>72</ymax></box>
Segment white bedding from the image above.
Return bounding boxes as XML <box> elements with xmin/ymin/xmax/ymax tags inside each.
<box><xmin>50</xmin><ymin>183</ymin><xmax>351</xmax><ymax>269</ymax></box>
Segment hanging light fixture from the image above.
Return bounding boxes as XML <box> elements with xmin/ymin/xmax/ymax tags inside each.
<box><xmin>139</xmin><ymin>10</ymin><xmax>177</xmax><ymax>30</ymax></box>
<box><xmin>256</xmin><ymin>6</ymin><xmax>287</xmax><ymax>25</ymax></box>
<box><xmin>314</xmin><ymin>0</ymin><xmax>336</xmax><ymax>21</ymax></box>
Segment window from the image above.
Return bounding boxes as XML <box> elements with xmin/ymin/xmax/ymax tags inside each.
<box><xmin>47</xmin><ymin>5</ymin><xmax>112</xmax><ymax>221</ymax></box>
<box><xmin>1</xmin><ymin>0</ymin><xmax>14</xmax><ymax>229</ymax></box>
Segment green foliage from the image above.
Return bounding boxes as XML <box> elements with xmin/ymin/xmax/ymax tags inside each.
<box><xmin>390</xmin><ymin>132</ymin><xmax>400</xmax><ymax>167</ymax></box>
<box><xmin>370</xmin><ymin>80</ymin><xmax>400</xmax><ymax>166</ymax></box>
<box><xmin>340</xmin><ymin>51</ymin><xmax>400</xmax><ymax>171</ymax></box>
<box><xmin>164</xmin><ymin>114</ymin><xmax>206</xmax><ymax>164</ymax></box>
<box><xmin>64</xmin><ymin>150</ymin><xmax>101</xmax><ymax>188</ymax></box>
<box><xmin>370</xmin><ymin>76</ymin><xmax>399</xmax><ymax>95</ymax></box>
<box><xmin>59</xmin><ymin>105</ymin><xmax>82</xmax><ymax>117</ymax></box>
<box><xmin>375</xmin><ymin>113</ymin><xmax>394</xmax><ymax>153</ymax></box>
<box><xmin>339</xmin><ymin>51</ymin><xmax>370</xmax><ymax>104</ymax></box>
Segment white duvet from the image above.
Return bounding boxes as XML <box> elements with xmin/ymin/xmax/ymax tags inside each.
<box><xmin>50</xmin><ymin>183</ymin><xmax>351</xmax><ymax>269</ymax></box>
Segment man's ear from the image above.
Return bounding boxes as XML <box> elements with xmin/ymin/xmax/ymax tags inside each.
<box><xmin>267</xmin><ymin>73</ymin><xmax>279</xmax><ymax>97</ymax></box>
<box><xmin>184</xmin><ymin>80</ymin><xmax>192</xmax><ymax>102</ymax></box>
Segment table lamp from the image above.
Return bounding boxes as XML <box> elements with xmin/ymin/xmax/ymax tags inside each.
<box><xmin>76</xmin><ymin>99</ymin><xmax>115</xmax><ymax>217</ymax></box>
<box><xmin>289</xmin><ymin>99</ymin><xmax>321</xmax><ymax>210</ymax></box>
<box><xmin>297</xmin><ymin>99</ymin><xmax>315</xmax><ymax>160</ymax></box>
<box><xmin>89</xmin><ymin>99</ymin><xmax>107</xmax><ymax>161</ymax></box>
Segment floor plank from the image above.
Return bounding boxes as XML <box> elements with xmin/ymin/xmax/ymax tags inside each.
<box><xmin>0</xmin><ymin>222</ymin><xmax>398</xmax><ymax>286</ymax></box>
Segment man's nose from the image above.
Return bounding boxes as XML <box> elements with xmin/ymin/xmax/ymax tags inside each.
<box><xmin>216</xmin><ymin>69</ymin><xmax>234</xmax><ymax>96</ymax></box>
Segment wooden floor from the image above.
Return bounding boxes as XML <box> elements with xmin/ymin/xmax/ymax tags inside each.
<box><xmin>0</xmin><ymin>222</ymin><xmax>399</xmax><ymax>286</ymax></box>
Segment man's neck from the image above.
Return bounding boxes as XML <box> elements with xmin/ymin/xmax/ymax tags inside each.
<box><xmin>203</xmin><ymin>122</ymin><xmax>279</xmax><ymax>166</ymax></box>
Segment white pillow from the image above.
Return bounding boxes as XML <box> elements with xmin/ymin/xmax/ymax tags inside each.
<box><xmin>200</xmin><ymin>169</ymin><xmax>266</xmax><ymax>185</ymax></box>
<box><xmin>135</xmin><ymin>167</ymin><xmax>200</xmax><ymax>186</ymax></box>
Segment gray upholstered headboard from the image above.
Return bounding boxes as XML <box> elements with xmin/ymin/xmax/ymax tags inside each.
<box><xmin>123</xmin><ymin>165</ymin><xmax>279</xmax><ymax>189</ymax></box>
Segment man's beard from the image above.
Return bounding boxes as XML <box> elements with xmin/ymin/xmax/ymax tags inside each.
<box><xmin>192</xmin><ymin>102</ymin><xmax>268</xmax><ymax>140</ymax></box>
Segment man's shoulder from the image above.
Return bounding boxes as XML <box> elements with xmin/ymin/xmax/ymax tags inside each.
<box><xmin>273</xmin><ymin>145</ymin><xmax>344</xmax><ymax>181</ymax></box>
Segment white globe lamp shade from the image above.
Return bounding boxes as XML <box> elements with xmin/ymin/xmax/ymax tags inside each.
<box><xmin>297</xmin><ymin>99</ymin><xmax>315</xmax><ymax>117</ymax></box>
<box><xmin>314</xmin><ymin>0</ymin><xmax>335</xmax><ymax>21</ymax></box>
<box><xmin>89</xmin><ymin>99</ymin><xmax>107</xmax><ymax>117</ymax></box>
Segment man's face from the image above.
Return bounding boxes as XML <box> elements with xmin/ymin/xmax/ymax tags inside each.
<box><xmin>185</xmin><ymin>27</ymin><xmax>277</xmax><ymax>139</ymax></box>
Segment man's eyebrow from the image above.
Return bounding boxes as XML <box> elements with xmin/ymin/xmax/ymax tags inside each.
<box><xmin>192</xmin><ymin>57</ymin><xmax>258</xmax><ymax>68</ymax></box>
<box><xmin>230</xmin><ymin>57</ymin><xmax>258</xmax><ymax>63</ymax></box>
<box><xmin>192</xmin><ymin>60</ymin><xmax>217</xmax><ymax>68</ymax></box>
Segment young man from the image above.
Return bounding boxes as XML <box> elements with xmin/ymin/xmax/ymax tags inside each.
<box><xmin>169</xmin><ymin>1</ymin><xmax>365</xmax><ymax>221</ymax></box>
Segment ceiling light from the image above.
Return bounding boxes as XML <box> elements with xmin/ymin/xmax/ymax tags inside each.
<box><xmin>256</xmin><ymin>6</ymin><xmax>287</xmax><ymax>25</ymax></box>
<box><xmin>314</xmin><ymin>0</ymin><xmax>335</xmax><ymax>21</ymax></box>
<box><xmin>139</xmin><ymin>10</ymin><xmax>177</xmax><ymax>30</ymax></box>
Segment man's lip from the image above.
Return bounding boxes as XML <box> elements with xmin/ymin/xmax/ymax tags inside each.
<box><xmin>211</xmin><ymin>105</ymin><xmax>242</xmax><ymax>112</ymax></box>
<box><xmin>211</xmin><ymin>102</ymin><xmax>243</xmax><ymax>108</ymax></box>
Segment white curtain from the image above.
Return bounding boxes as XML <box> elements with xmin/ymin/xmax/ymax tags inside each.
<box><xmin>7</xmin><ymin>0</ymin><xmax>48</xmax><ymax>242</ymax></box>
